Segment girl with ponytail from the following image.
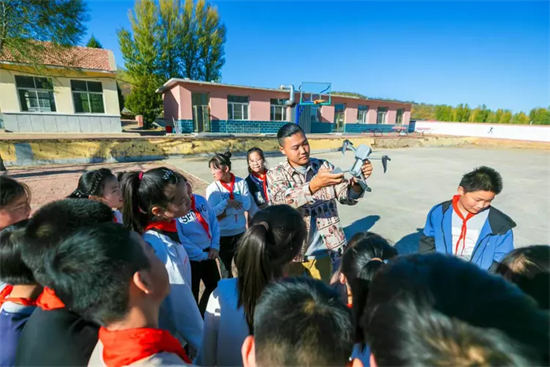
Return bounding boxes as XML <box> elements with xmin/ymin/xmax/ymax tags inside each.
<box><xmin>195</xmin><ymin>205</ymin><xmax>306</xmax><ymax>367</ymax></box>
<box><xmin>339</xmin><ymin>232</ymin><xmax>398</xmax><ymax>366</ymax></box>
<box><xmin>119</xmin><ymin>167</ymin><xmax>203</xmax><ymax>351</ymax></box>
<box><xmin>68</xmin><ymin>168</ymin><xmax>123</xmax><ymax>222</ymax></box>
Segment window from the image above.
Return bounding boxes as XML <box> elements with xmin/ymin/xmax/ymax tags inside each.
<box><xmin>310</xmin><ymin>105</ymin><xmax>320</xmax><ymax>122</ymax></box>
<box><xmin>357</xmin><ymin>105</ymin><xmax>368</xmax><ymax>123</ymax></box>
<box><xmin>270</xmin><ymin>99</ymin><xmax>287</xmax><ymax>121</ymax></box>
<box><xmin>377</xmin><ymin>107</ymin><xmax>388</xmax><ymax>124</ymax></box>
<box><xmin>396</xmin><ymin>108</ymin><xmax>404</xmax><ymax>125</ymax></box>
<box><xmin>227</xmin><ymin>95</ymin><xmax>249</xmax><ymax>120</ymax></box>
<box><xmin>15</xmin><ymin>76</ymin><xmax>56</xmax><ymax>112</ymax></box>
<box><xmin>71</xmin><ymin>80</ymin><xmax>105</xmax><ymax>113</ymax></box>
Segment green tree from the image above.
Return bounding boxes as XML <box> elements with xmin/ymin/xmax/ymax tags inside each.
<box><xmin>0</xmin><ymin>0</ymin><xmax>88</xmax><ymax>67</ymax></box>
<box><xmin>195</xmin><ymin>0</ymin><xmax>226</xmax><ymax>81</ymax></box>
<box><xmin>86</xmin><ymin>34</ymin><xmax>103</xmax><ymax>48</ymax></box>
<box><xmin>498</xmin><ymin>110</ymin><xmax>512</xmax><ymax>124</ymax></box>
<box><xmin>180</xmin><ymin>0</ymin><xmax>199</xmax><ymax>79</ymax></box>
<box><xmin>118</xmin><ymin>0</ymin><xmax>159</xmax><ymax>79</ymax></box>
<box><xmin>486</xmin><ymin>111</ymin><xmax>498</xmax><ymax>123</ymax></box>
<box><xmin>125</xmin><ymin>74</ymin><xmax>163</xmax><ymax>127</ymax></box>
<box><xmin>158</xmin><ymin>0</ymin><xmax>183</xmax><ymax>80</ymax></box>
<box><xmin>529</xmin><ymin>107</ymin><xmax>550</xmax><ymax>125</ymax></box>
<box><xmin>512</xmin><ymin>112</ymin><xmax>530</xmax><ymax>124</ymax></box>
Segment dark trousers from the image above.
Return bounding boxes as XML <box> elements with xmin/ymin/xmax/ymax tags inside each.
<box><xmin>190</xmin><ymin>259</ymin><xmax>221</xmax><ymax>316</ymax></box>
<box><xmin>219</xmin><ymin>234</ymin><xmax>243</xmax><ymax>278</ymax></box>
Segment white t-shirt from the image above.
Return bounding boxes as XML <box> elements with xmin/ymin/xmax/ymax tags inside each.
<box><xmin>452</xmin><ymin>208</ymin><xmax>490</xmax><ymax>261</ymax></box>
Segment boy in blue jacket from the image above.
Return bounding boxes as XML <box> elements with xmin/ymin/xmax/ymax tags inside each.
<box><xmin>419</xmin><ymin>166</ymin><xmax>515</xmax><ymax>272</ymax></box>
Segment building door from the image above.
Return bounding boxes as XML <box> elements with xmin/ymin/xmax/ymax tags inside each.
<box><xmin>396</xmin><ymin>109</ymin><xmax>404</xmax><ymax>126</ymax></box>
<box><xmin>334</xmin><ymin>103</ymin><xmax>346</xmax><ymax>132</ymax></box>
<box><xmin>192</xmin><ymin>93</ymin><xmax>210</xmax><ymax>132</ymax></box>
<box><xmin>377</xmin><ymin>107</ymin><xmax>388</xmax><ymax>124</ymax></box>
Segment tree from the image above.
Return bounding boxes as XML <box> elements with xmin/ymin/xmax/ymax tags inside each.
<box><xmin>195</xmin><ymin>0</ymin><xmax>226</xmax><ymax>81</ymax></box>
<box><xmin>486</xmin><ymin>111</ymin><xmax>498</xmax><ymax>123</ymax></box>
<box><xmin>181</xmin><ymin>0</ymin><xmax>199</xmax><ymax>79</ymax></box>
<box><xmin>158</xmin><ymin>0</ymin><xmax>183</xmax><ymax>80</ymax></box>
<box><xmin>498</xmin><ymin>110</ymin><xmax>512</xmax><ymax>124</ymax></box>
<box><xmin>124</xmin><ymin>74</ymin><xmax>163</xmax><ymax>127</ymax></box>
<box><xmin>512</xmin><ymin>112</ymin><xmax>530</xmax><ymax>124</ymax></box>
<box><xmin>0</xmin><ymin>0</ymin><xmax>88</xmax><ymax>66</ymax></box>
<box><xmin>86</xmin><ymin>34</ymin><xmax>103</xmax><ymax>48</ymax></box>
<box><xmin>529</xmin><ymin>107</ymin><xmax>550</xmax><ymax>125</ymax></box>
<box><xmin>117</xmin><ymin>83</ymin><xmax>125</xmax><ymax>113</ymax></box>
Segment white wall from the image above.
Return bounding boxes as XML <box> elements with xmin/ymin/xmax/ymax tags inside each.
<box><xmin>415</xmin><ymin>121</ymin><xmax>550</xmax><ymax>143</ymax></box>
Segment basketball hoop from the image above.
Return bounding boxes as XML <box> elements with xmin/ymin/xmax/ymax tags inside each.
<box><xmin>314</xmin><ymin>99</ymin><xmax>326</xmax><ymax>105</ymax></box>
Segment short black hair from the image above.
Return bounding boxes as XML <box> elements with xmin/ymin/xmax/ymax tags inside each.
<box><xmin>208</xmin><ymin>151</ymin><xmax>232</xmax><ymax>171</ymax></box>
<box><xmin>68</xmin><ymin>168</ymin><xmax>116</xmax><ymax>199</ymax></box>
<box><xmin>45</xmin><ymin>223</ymin><xmax>150</xmax><ymax>326</ymax></box>
<box><xmin>459</xmin><ymin>166</ymin><xmax>503</xmax><ymax>194</ymax></box>
<box><xmin>497</xmin><ymin>245</ymin><xmax>550</xmax><ymax>309</ymax></box>
<box><xmin>253</xmin><ymin>277</ymin><xmax>353</xmax><ymax>367</ymax></box>
<box><xmin>363</xmin><ymin>254</ymin><xmax>550</xmax><ymax>366</ymax></box>
<box><xmin>0</xmin><ymin>176</ymin><xmax>30</xmax><ymax>207</ymax></box>
<box><xmin>21</xmin><ymin>199</ymin><xmax>113</xmax><ymax>286</ymax></box>
<box><xmin>277</xmin><ymin>123</ymin><xmax>304</xmax><ymax>146</ymax></box>
<box><xmin>0</xmin><ymin>220</ymin><xmax>35</xmax><ymax>285</ymax></box>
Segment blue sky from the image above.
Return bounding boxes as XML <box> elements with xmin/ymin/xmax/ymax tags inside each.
<box><xmin>84</xmin><ymin>1</ymin><xmax>549</xmax><ymax>113</ymax></box>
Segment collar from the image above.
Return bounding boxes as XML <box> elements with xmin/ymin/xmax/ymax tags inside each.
<box><xmin>283</xmin><ymin>159</ymin><xmax>320</xmax><ymax>176</ymax></box>
<box><xmin>145</xmin><ymin>220</ymin><xmax>178</xmax><ymax>233</ymax></box>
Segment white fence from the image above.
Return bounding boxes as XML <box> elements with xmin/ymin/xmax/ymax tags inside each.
<box><xmin>415</xmin><ymin>121</ymin><xmax>550</xmax><ymax>143</ymax></box>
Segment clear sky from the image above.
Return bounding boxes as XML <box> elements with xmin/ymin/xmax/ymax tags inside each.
<box><xmin>84</xmin><ymin>0</ymin><xmax>549</xmax><ymax>113</ymax></box>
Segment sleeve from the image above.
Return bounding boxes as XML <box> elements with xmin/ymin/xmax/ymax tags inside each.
<box><xmin>206</xmin><ymin>185</ymin><xmax>228</xmax><ymax>216</ymax></box>
<box><xmin>324</xmin><ymin>160</ymin><xmax>361</xmax><ymax>206</ymax></box>
<box><xmin>148</xmin><ymin>235</ymin><xmax>204</xmax><ymax>350</ymax></box>
<box><xmin>267</xmin><ymin>168</ymin><xmax>315</xmax><ymax>209</ymax></box>
<box><xmin>193</xmin><ymin>291</ymin><xmax>221</xmax><ymax>366</ymax></box>
<box><xmin>490</xmin><ymin>229</ymin><xmax>514</xmax><ymax>272</ymax></box>
<box><xmin>208</xmin><ymin>201</ymin><xmax>221</xmax><ymax>251</ymax></box>
<box><xmin>419</xmin><ymin>207</ymin><xmax>437</xmax><ymax>254</ymax></box>
<box><xmin>239</xmin><ymin>180</ymin><xmax>252</xmax><ymax>212</ymax></box>
<box><xmin>177</xmin><ymin>228</ymin><xmax>209</xmax><ymax>262</ymax></box>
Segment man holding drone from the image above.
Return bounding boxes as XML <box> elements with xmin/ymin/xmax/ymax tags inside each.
<box><xmin>267</xmin><ymin>123</ymin><xmax>375</xmax><ymax>283</ymax></box>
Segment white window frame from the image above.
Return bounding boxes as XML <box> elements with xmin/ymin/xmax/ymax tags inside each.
<box><xmin>270</xmin><ymin>99</ymin><xmax>287</xmax><ymax>121</ymax></box>
<box><xmin>227</xmin><ymin>95</ymin><xmax>249</xmax><ymax>120</ymax></box>
<box><xmin>357</xmin><ymin>105</ymin><xmax>368</xmax><ymax>123</ymax></box>
<box><xmin>71</xmin><ymin>80</ymin><xmax>105</xmax><ymax>114</ymax></box>
<box><xmin>377</xmin><ymin>107</ymin><xmax>388</xmax><ymax>124</ymax></box>
<box><xmin>15</xmin><ymin>75</ymin><xmax>57</xmax><ymax>113</ymax></box>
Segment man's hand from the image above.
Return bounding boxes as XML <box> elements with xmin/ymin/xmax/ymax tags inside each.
<box><xmin>351</xmin><ymin>160</ymin><xmax>374</xmax><ymax>192</ymax></box>
<box><xmin>217</xmin><ymin>210</ymin><xmax>227</xmax><ymax>220</ymax></box>
<box><xmin>309</xmin><ymin>168</ymin><xmax>345</xmax><ymax>194</ymax></box>
<box><xmin>227</xmin><ymin>199</ymin><xmax>243</xmax><ymax>210</ymax></box>
<box><xmin>208</xmin><ymin>248</ymin><xmax>219</xmax><ymax>260</ymax></box>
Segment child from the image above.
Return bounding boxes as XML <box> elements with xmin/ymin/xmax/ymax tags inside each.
<box><xmin>496</xmin><ymin>245</ymin><xmax>550</xmax><ymax>309</ymax></box>
<box><xmin>206</xmin><ymin>152</ymin><xmax>251</xmax><ymax>278</ymax></box>
<box><xmin>121</xmin><ymin>167</ymin><xmax>203</xmax><ymax>351</ymax></box>
<box><xmin>68</xmin><ymin>168</ymin><xmax>124</xmax><ymax>223</ymax></box>
<box><xmin>15</xmin><ymin>199</ymin><xmax>113</xmax><ymax>366</ymax></box>
<box><xmin>339</xmin><ymin>232</ymin><xmax>397</xmax><ymax>367</ymax></box>
<box><xmin>0</xmin><ymin>220</ymin><xmax>41</xmax><ymax>367</ymax></box>
<box><xmin>0</xmin><ymin>176</ymin><xmax>31</xmax><ymax>230</ymax></box>
<box><xmin>195</xmin><ymin>205</ymin><xmax>306</xmax><ymax>367</ymax></box>
<box><xmin>177</xmin><ymin>181</ymin><xmax>221</xmax><ymax>316</ymax></box>
<box><xmin>48</xmin><ymin>223</ymin><xmax>191</xmax><ymax>366</ymax></box>
<box><xmin>241</xmin><ymin>277</ymin><xmax>354</xmax><ymax>367</ymax></box>
<box><xmin>419</xmin><ymin>166</ymin><xmax>515</xmax><ymax>271</ymax></box>
<box><xmin>361</xmin><ymin>254</ymin><xmax>549</xmax><ymax>366</ymax></box>
<box><xmin>245</xmin><ymin>148</ymin><xmax>269</xmax><ymax>219</ymax></box>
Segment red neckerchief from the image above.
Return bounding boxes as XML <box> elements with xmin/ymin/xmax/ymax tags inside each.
<box><xmin>99</xmin><ymin>327</ymin><xmax>191</xmax><ymax>366</ymax></box>
<box><xmin>452</xmin><ymin>195</ymin><xmax>476</xmax><ymax>256</ymax></box>
<box><xmin>36</xmin><ymin>287</ymin><xmax>65</xmax><ymax>310</ymax></box>
<box><xmin>0</xmin><ymin>285</ymin><xmax>38</xmax><ymax>307</ymax></box>
<box><xmin>191</xmin><ymin>195</ymin><xmax>211</xmax><ymax>240</ymax></box>
<box><xmin>346</xmin><ymin>303</ymin><xmax>352</xmax><ymax>309</ymax></box>
<box><xmin>113</xmin><ymin>214</ymin><xmax>118</xmax><ymax>223</ymax></box>
<box><xmin>251</xmin><ymin>170</ymin><xmax>268</xmax><ymax>202</ymax></box>
<box><xmin>219</xmin><ymin>173</ymin><xmax>236</xmax><ymax>200</ymax></box>
<box><xmin>145</xmin><ymin>220</ymin><xmax>177</xmax><ymax>233</ymax></box>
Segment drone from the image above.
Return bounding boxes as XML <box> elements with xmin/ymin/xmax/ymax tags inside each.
<box><xmin>333</xmin><ymin>140</ymin><xmax>391</xmax><ymax>192</ymax></box>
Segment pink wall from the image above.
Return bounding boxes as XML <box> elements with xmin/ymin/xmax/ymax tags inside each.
<box><xmin>387</xmin><ymin>109</ymin><xmax>396</xmax><ymax>125</ymax></box>
<box><xmin>345</xmin><ymin>107</ymin><xmax>357</xmax><ymax>123</ymax></box>
<box><xmin>367</xmin><ymin>108</ymin><xmax>377</xmax><ymax>124</ymax></box>
<box><xmin>321</xmin><ymin>105</ymin><xmax>334</xmax><ymax>123</ymax></box>
<box><xmin>403</xmin><ymin>110</ymin><xmax>411</xmax><ymax>125</ymax></box>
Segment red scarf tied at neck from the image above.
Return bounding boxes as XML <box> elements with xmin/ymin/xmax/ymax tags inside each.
<box><xmin>0</xmin><ymin>285</ymin><xmax>38</xmax><ymax>307</ymax></box>
<box><xmin>99</xmin><ymin>327</ymin><xmax>191</xmax><ymax>367</ymax></box>
<box><xmin>36</xmin><ymin>287</ymin><xmax>65</xmax><ymax>310</ymax></box>
<box><xmin>251</xmin><ymin>170</ymin><xmax>268</xmax><ymax>202</ymax></box>
<box><xmin>191</xmin><ymin>195</ymin><xmax>211</xmax><ymax>239</ymax></box>
<box><xmin>145</xmin><ymin>219</ymin><xmax>178</xmax><ymax>233</ymax></box>
<box><xmin>452</xmin><ymin>195</ymin><xmax>476</xmax><ymax>256</ymax></box>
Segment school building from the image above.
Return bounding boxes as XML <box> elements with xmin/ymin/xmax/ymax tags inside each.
<box><xmin>157</xmin><ymin>79</ymin><xmax>412</xmax><ymax>134</ymax></box>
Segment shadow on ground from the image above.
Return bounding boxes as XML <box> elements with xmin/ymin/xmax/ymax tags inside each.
<box><xmin>343</xmin><ymin>215</ymin><xmax>380</xmax><ymax>239</ymax></box>
<box><xmin>394</xmin><ymin>228</ymin><xmax>423</xmax><ymax>255</ymax></box>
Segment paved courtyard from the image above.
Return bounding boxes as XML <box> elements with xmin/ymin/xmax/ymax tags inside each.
<box><xmin>6</xmin><ymin>145</ymin><xmax>549</xmax><ymax>254</ymax></box>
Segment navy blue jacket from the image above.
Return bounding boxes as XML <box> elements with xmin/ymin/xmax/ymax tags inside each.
<box><xmin>419</xmin><ymin>200</ymin><xmax>516</xmax><ymax>272</ymax></box>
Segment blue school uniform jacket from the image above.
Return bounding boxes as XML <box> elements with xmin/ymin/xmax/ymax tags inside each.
<box><xmin>419</xmin><ymin>200</ymin><xmax>516</xmax><ymax>272</ymax></box>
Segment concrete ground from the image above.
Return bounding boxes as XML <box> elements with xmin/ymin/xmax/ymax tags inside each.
<box><xmin>167</xmin><ymin>146</ymin><xmax>550</xmax><ymax>254</ymax></box>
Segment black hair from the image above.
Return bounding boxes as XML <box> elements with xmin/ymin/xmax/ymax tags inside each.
<box><xmin>0</xmin><ymin>176</ymin><xmax>31</xmax><ymax>207</ymax></box>
<box><xmin>21</xmin><ymin>199</ymin><xmax>113</xmax><ymax>286</ymax></box>
<box><xmin>459</xmin><ymin>166</ymin><xmax>503</xmax><ymax>194</ymax></box>
<box><xmin>236</xmin><ymin>205</ymin><xmax>306</xmax><ymax>333</ymax></box>
<box><xmin>253</xmin><ymin>277</ymin><xmax>353</xmax><ymax>367</ymax></box>
<box><xmin>340</xmin><ymin>232</ymin><xmax>397</xmax><ymax>344</ymax></box>
<box><xmin>120</xmin><ymin>167</ymin><xmax>186</xmax><ymax>233</ymax></box>
<box><xmin>496</xmin><ymin>245</ymin><xmax>550</xmax><ymax>309</ymax></box>
<box><xmin>208</xmin><ymin>151</ymin><xmax>232</xmax><ymax>171</ymax></box>
<box><xmin>246</xmin><ymin>147</ymin><xmax>266</xmax><ymax>174</ymax></box>
<box><xmin>277</xmin><ymin>123</ymin><xmax>304</xmax><ymax>146</ymax></box>
<box><xmin>0</xmin><ymin>220</ymin><xmax>35</xmax><ymax>285</ymax></box>
<box><xmin>363</xmin><ymin>253</ymin><xmax>550</xmax><ymax>366</ymax></box>
<box><xmin>45</xmin><ymin>223</ymin><xmax>150</xmax><ymax>326</ymax></box>
<box><xmin>68</xmin><ymin>168</ymin><xmax>116</xmax><ymax>199</ymax></box>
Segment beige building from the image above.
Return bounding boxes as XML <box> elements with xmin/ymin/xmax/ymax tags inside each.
<box><xmin>0</xmin><ymin>44</ymin><xmax>121</xmax><ymax>133</ymax></box>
